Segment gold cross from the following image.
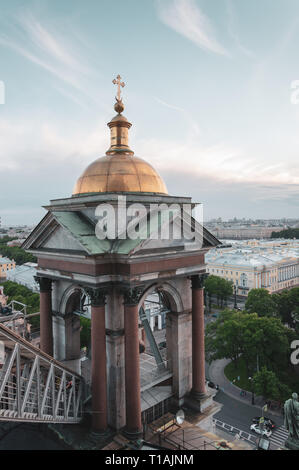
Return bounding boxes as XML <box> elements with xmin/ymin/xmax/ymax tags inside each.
<box><xmin>112</xmin><ymin>74</ymin><xmax>125</xmax><ymax>101</ymax></box>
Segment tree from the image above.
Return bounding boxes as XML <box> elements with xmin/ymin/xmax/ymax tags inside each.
<box><xmin>205</xmin><ymin>309</ymin><xmax>244</xmax><ymax>366</ymax></box>
<box><xmin>252</xmin><ymin>367</ymin><xmax>291</xmax><ymax>402</ymax></box>
<box><xmin>271</xmin><ymin>228</ymin><xmax>299</xmax><ymax>239</ymax></box>
<box><xmin>0</xmin><ymin>246</ymin><xmax>36</xmax><ymax>265</ymax></box>
<box><xmin>252</xmin><ymin>367</ymin><xmax>281</xmax><ymax>401</ymax></box>
<box><xmin>272</xmin><ymin>291</ymin><xmax>294</xmax><ymax>326</ymax></box>
<box><xmin>272</xmin><ymin>287</ymin><xmax>299</xmax><ymax>328</ymax></box>
<box><xmin>1</xmin><ymin>280</ymin><xmax>40</xmax><ymax>328</ymax></box>
<box><xmin>204</xmin><ymin>275</ymin><xmax>219</xmax><ymax>312</ymax></box>
<box><xmin>204</xmin><ymin>275</ymin><xmax>233</xmax><ymax>310</ymax></box>
<box><xmin>206</xmin><ymin>310</ymin><xmax>291</xmax><ymax>377</ymax></box>
<box><xmin>80</xmin><ymin>318</ymin><xmax>91</xmax><ymax>350</ymax></box>
<box><xmin>245</xmin><ymin>288</ymin><xmax>277</xmax><ymax>317</ymax></box>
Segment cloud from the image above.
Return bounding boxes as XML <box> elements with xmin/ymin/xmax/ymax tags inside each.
<box><xmin>0</xmin><ymin>110</ymin><xmax>298</xmax><ymax>224</ymax></box>
<box><xmin>162</xmin><ymin>170</ymin><xmax>299</xmax><ymax>220</ymax></box>
<box><xmin>135</xmin><ymin>133</ymin><xmax>299</xmax><ymax>186</ymax></box>
<box><xmin>0</xmin><ymin>116</ymin><xmax>108</xmax><ymax>174</ymax></box>
<box><xmin>225</xmin><ymin>0</ymin><xmax>255</xmax><ymax>58</ymax></box>
<box><xmin>0</xmin><ymin>12</ymin><xmax>102</xmax><ymax>107</ymax></box>
<box><xmin>157</xmin><ymin>0</ymin><xmax>229</xmax><ymax>56</ymax></box>
<box><xmin>155</xmin><ymin>97</ymin><xmax>201</xmax><ymax>137</ymax></box>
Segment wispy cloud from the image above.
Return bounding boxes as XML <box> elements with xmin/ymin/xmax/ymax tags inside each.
<box><xmin>20</xmin><ymin>14</ymin><xmax>91</xmax><ymax>76</ymax></box>
<box><xmin>155</xmin><ymin>96</ymin><xmax>201</xmax><ymax>136</ymax></box>
<box><xmin>157</xmin><ymin>0</ymin><xmax>229</xmax><ymax>57</ymax></box>
<box><xmin>0</xmin><ymin>12</ymin><xmax>101</xmax><ymax>105</ymax></box>
<box><xmin>136</xmin><ymin>133</ymin><xmax>299</xmax><ymax>186</ymax></box>
<box><xmin>225</xmin><ymin>0</ymin><xmax>255</xmax><ymax>58</ymax></box>
<box><xmin>0</xmin><ymin>34</ymin><xmax>83</xmax><ymax>90</ymax></box>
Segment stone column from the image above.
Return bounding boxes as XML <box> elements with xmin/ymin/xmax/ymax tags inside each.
<box><xmin>35</xmin><ymin>277</ymin><xmax>53</xmax><ymax>356</ymax></box>
<box><xmin>105</xmin><ymin>287</ymin><xmax>126</xmax><ymax>431</ymax></box>
<box><xmin>191</xmin><ymin>274</ymin><xmax>207</xmax><ymax>398</ymax></box>
<box><xmin>167</xmin><ymin>310</ymin><xmax>192</xmax><ymax>405</ymax></box>
<box><xmin>86</xmin><ymin>287</ymin><xmax>108</xmax><ymax>433</ymax></box>
<box><xmin>123</xmin><ymin>287</ymin><xmax>143</xmax><ymax>438</ymax></box>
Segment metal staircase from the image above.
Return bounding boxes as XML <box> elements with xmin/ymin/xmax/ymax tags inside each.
<box><xmin>0</xmin><ymin>322</ymin><xmax>83</xmax><ymax>423</ymax></box>
<box><xmin>139</xmin><ymin>307</ymin><xmax>165</xmax><ymax>369</ymax></box>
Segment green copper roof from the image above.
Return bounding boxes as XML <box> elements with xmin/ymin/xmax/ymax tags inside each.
<box><xmin>52</xmin><ymin>211</ymin><xmax>111</xmax><ymax>255</ymax></box>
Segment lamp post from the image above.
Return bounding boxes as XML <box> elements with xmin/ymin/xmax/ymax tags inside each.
<box><xmin>249</xmin><ymin>377</ymin><xmax>255</xmax><ymax>405</ymax></box>
<box><xmin>234</xmin><ymin>285</ymin><xmax>238</xmax><ymax>309</ymax></box>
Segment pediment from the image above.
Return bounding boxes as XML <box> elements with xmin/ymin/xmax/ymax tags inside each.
<box><xmin>22</xmin><ymin>211</ymin><xmax>110</xmax><ymax>255</ymax></box>
<box><xmin>42</xmin><ymin>225</ymin><xmax>84</xmax><ymax>252</ymax></box>
<box><xmin>22</xmin><ymin>208</ymin><xmax>220</xmax><ymax>258</ymax></box>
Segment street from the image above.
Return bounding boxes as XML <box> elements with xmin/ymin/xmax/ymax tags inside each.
<box><xmin>213</xmin><ymin>390</ymin><xmax>287</xmax><ymax>449</ymax></box>
<box><xmin>214</xmin><ymin>390</ymin><xmax>283</xmax><ymax>431</ymax></box>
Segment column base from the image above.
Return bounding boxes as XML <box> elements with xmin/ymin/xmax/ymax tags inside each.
<box><xmin>190</xmin><ymin>389</ymin><xmax>208</xmax><ymax>400</ymax></box>
<box><xmin>83</xmin><ymin>428</ymin><xmax>114</xmax><ymax>449</ymax></box>
<box><xmin>90</xmin><ymin>428</ymin><xmax>111</xmax><ymax>440</ymax></box>
<box><xmin>122</xmin><ymin>427</ymin><xmax>143</xmax><ymax>441</ymax></box>
<box><xmin>184</xmin><ymin>389</ymin><xmax>213</xmax><ymax>413</ymax></box>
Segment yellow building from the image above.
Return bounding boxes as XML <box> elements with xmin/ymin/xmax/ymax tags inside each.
<box><xmin>0</xmin><ymin>256</ymin><xmax>16</xmax><ymax>279</ymax></box>
<box><xmin>206</xmin><ymin>240</ymin><xmax>299</xmax><ymax>296</ymax></box>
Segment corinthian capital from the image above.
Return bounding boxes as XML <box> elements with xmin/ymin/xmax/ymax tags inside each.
<box><xmin>122</xmin><ymin>286</ymin><xmax>144</xmax><ymax>306</ymax></box>
<box><xmin>34</xmin><ymin>276</ymin><xmax>52</xmax><ymax>292</ymax></box>
<box><xmin>191</xmin><ymin>273</ymin><xmax>209</xmax><ymax>290</ymax></box>
<box><xmin>84</xmin><ymin>287</ymin><xmax>107</xmax><ymax>307</ymax></box>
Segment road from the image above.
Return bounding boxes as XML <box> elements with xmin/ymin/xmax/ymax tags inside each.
<box><xmin>215</xmin><ymin>391</ymin><xmax>283</xmax><ymax>430</ymax></box>
<box><xmin>213</xmin><ymin>390</ymin><xmax>287</xmax><ymax>449</ymax></box>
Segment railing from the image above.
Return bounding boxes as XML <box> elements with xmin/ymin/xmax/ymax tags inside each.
<box><xmin>213</xmin><ymin>419</ymin><xmax>257</xmax><ymax>445</ymax></box>
<box><xmin>0</xmin><ymin>322</ymin><xmax>83</xmax><ymax>423</ymax></box>
<box><xmin>0</xmin><ymin>301</ymin><xmax>40</xmax><ymax>342</ymax></box>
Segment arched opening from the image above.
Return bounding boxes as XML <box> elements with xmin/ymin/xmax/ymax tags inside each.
<box><xmin>138</xmin><ymin>282</ymin><xmax>184</xmax><ymax>425</ymax></box>
<box><xmin>55</xmin><ymin>286</ymin><xmax>91</xmax><ymax>377</ymax></box>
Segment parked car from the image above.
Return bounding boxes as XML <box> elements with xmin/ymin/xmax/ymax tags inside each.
<box><xmin>252</xmin><ymin>417</ymin><xmax>276</xmax><ymax>430</ymax></box>
<box><xmin>207</xmin><ymin>380</ymin><xmax>219</xmax><ymax>390</ymax></box>
<box><xmin>250</xmin><ymin>424</ymin><xmax>272</xmax><ymax>438</ymax></box>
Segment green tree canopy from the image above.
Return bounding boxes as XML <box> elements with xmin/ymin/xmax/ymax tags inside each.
<box><xmin>245</xmin><ymin>288</ymin><xmax>277</xmax><ymax>317</ymax></box>
<box><xmin>271</xmin><ymin>228</ymin><xmax>299</xmax><ymax>239</ymax></box>
<box><xmin>206</xmin><ymin>310</ymin><xmax>291</xmax><ymax>377</ymax></box>
<box><xmin>252</xmin><ymin>367</ymin><xmax>281</xmax><ymax>401</ymax></box>
<box><xmin>1</xmin><ymin>281</ymin><xmax>40</xmax><ymax>327</ymax></box>
<box><xmin>204</xmin><ymin>275</ymin><xmax>233</xmax><ymax>309</ymax></box>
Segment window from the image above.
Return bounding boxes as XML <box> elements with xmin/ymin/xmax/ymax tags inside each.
<box><xmin>240</xmin><ymin>273</ymin><xmax>248</xmax><ymax>288</ymax></box>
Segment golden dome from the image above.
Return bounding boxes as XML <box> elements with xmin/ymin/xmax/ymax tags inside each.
<box><xmin>72</xmin><ymin>75</ymin><xmax>167</xmax><ymax>196</ymax></box>
<box><xmin>72</xmin><ymin>153</ymin><xmax>168</xmax><ymax>195</ymax></box>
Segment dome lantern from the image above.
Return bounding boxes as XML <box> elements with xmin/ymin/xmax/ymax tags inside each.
<box><xmin>72</xmin><ymin>76</ymin><xmax>167</xmax><ymax>196</ymax></box>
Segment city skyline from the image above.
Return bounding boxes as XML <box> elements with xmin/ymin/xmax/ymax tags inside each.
<box><xmin>1</xmin><ymin>0</ymin><xmax>299</xmax><ymax>224</ymax></box>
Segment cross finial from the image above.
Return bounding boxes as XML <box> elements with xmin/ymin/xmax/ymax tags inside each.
<box><xmin>112</xmin><ymin>74</ymin><xmax>125</xmax><ymax>102</ymax></box>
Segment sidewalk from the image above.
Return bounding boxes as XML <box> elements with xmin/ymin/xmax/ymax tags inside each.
<box><xmin>208</xmin><ymin>359</ymin><xmax>283</xmax><ymax>417</ymax></box>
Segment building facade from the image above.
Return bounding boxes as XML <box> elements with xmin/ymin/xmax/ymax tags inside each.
<box><xmin>0</xmin><ymin>256</ymin><xmax>16</xmax><ymax>279</ymax></box>
<box><xmin>206</xmin><ymin>239</ymin><xmax>299</xmax><ymax>296</ymax></box>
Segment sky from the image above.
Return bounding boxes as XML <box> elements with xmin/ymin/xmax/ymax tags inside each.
<box><xmin>0</xmin><ymin>0</ymin><xmax>299</xmax><ymax>225</ymax></box>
